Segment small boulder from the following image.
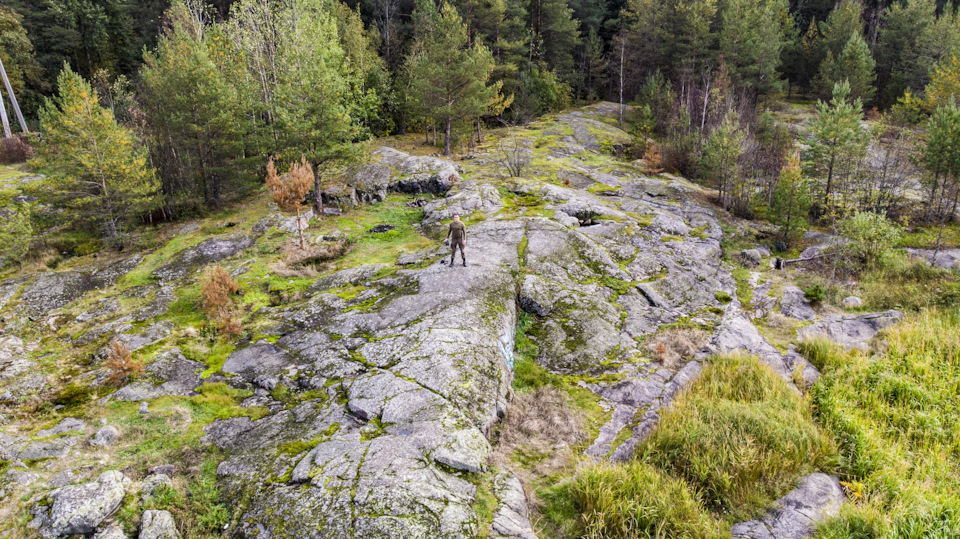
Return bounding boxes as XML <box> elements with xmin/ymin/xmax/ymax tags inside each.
<box><xmin>30</xmin><ymin>470</ymin><xmax>128</xmax><ymax>538</ymax></box>
<box><xmin>140</xmin><ymin>474</ymin><xmax>172</xmax><ymax>500</ymax></box>
<box><xmin>841</xmin><ymin>296</ymin><xmax>863</xmax><ymax>308</ymax></box>
<box><xmin>36</xmin><ymin>417</ymin><xmax>86</xmax><ymax>438</ymax></box>
<box><xmin>148</xmin><ymin>465</ymin><xmax>176</xmax><ymax>476</ymax></box>
<box><xmin>89</xmin><ymin>426</ymin><xmax>120</xmax><ymax>447</ymax></box>
<box><xmin>93</xmin><ymin>524</ymin><xmax>128</xmax><ymax>539</ymax></box>
<box><xmin>139</xmin><ymin>510</ymin><xmax>181</xmax><ymax>539</ymax></box>
<box><xmin>740</xmin><ymin>249</ymin><xmax>762</xmax><ymax>267</ymax></box>
<box><xmin>138</xmin><ymin>402</ymin><xmax>150</xmax><ymax>415</ymax></box>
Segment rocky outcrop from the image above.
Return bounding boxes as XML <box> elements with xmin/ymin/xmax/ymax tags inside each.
<box><xmin>153</xmin><ymin>234</ymin><xmax>256</xmax><ymax>282</ymax></box>
<box><xmin>780</xmin><ymin>285</ymin><xmax>817</xmax><ymax>321</ymax></box>
<box><xmin>15</xmin><ymin>255</ymin><xmax>143</xmax><ymax>317</ymax></box>
<box><xmin>30</xmin><ymin>470</ymin><xmax>129</xmax><ymax>538</ymax></box>
<box><xmin>904</xmin><ymin>247</ymin><xmax>960</xmax><ymax>270</ymax></box>
<box><xmin>322</xmin><ymin>147</ymin><xmax>462</xmax><ymax>208</ymax></box>
<box><xmin>731</xmin><ymin>473</ymin><xmax>845</xmax><ymax>539</ymax></box>
<box><xmin>490</xmin><ymin>473</ymin><xmax>538</xmax><ymax>539</ymax></box>
<box><xmin>798</xmin><ymin>310</ymin><xmax>904</xmax><ymax>351</ymax></box>
<box><xmin>107</xmin><ymin>348</ymin><xmax>204</xmax><ymax>401</ymax></box>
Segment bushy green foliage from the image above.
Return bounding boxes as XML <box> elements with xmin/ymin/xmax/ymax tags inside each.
<box><xmin>806</xmin><ymin>81</ymin><xmax>869</xmax><ymax>212</ymax></box>
<box><xmin>640</xmin><ymin>355</ymin><xmax>837</xmax><ymax>521</ymax></box>
<box><xmin>770</xmin><ymin>149</ymin><xmax>812</xmax><ymax>245</ymax></box>
<box><xmin>836</xmin><ymin>211</ymin><xmax>903</xmax><ymax>269</ymax></box>
<box><xmin>804</xmin><ymin>283</ymin><xmax>827</xmax><ymax>304</ymax></box>
<box><xmin>0</xmin><ymin>203</ymin><xmax>31</xmax><ymax>267</ymax></box>
<box><xmin>808</xmin><ymin>309</ymin><xmax>960</xmax><ymax>537</ymax></box>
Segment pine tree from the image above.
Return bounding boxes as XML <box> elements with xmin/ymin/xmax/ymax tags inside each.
<box><xmin>719</xmin><ymin>0</ymin><xmax>788</xmax><ymax>95</ymax></box>
<box><xmin>921</xmin><ymin>102</ymin><xmax>960</xmax><ymax>256</ymax></box>
<box><xmin>770</xmin><ymin>149</ymin><xmax>812</xmax><ymax>246</ymax></box>
<box><xmin>0</xmin><ymin>203</ymin><xmax>31</xmax><ymax>268</ymax></box>
<box><xmin>141</xmin><ymin>4</ymin><xmax>254</xmax><ymax>211</ymax></box>
<box><xmin>29</xmin><ymin>65</ymin><xmax>158</xmax><ymax>240</ymax></box>
<box><xmin>535</xmin><ymin>0</ymin><xmax>581</xmax><ymax>83</ymax></box>
<box><xmin>807</xmin><ymin>81</ymin><xmax>869</xmax><ymax>212</ymax></box>
<box><xmin>817</xmin><ymin>0</ymin><xmax>862</xmax><ymax>59</ymax></box>
<box><xmin>700</xmin><ymin>109</ymin><xmax>745</xmax><ymax>212</ymax></box>
<box><xmin>408</xmin><ymin>1</ymin><xmax>501</xmax><ymax>156</ymax></box>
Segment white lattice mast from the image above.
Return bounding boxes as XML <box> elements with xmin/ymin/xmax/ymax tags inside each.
<box><xmin>0</xmin><ymin>55</ymin><xmax>28</xmax><ymax>136</ymax></box>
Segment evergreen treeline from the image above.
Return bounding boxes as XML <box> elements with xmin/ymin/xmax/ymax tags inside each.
<box><xmin>4</xmin><ymin>0</ymin><xmax>960</xmax><ymax>243</ymax></box>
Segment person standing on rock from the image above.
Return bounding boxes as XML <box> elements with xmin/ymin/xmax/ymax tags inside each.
<box><xmin>447</xmin><ymin>214</ymin><xmax>467</xmax><ymax>267</ymax></box>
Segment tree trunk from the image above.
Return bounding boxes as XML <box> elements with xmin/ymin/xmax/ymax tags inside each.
<box><xmin>296</xmin><ymin>206</ymin><xmax>306</xmax><ymax>250</ymax></box>
<box><xmin>444</xmin><ymin>117</ymin><xmax>452</xmax><ymax>156</ymax></box>
<box><xmin>477</xmin><ymin>119</ymin><xmax>482</xmax><ymax>145</ymax></box>
<box><xmin>618</xmin><ymin>35</ymin><xmax>625</xmax><ymax>128</ymax></box>
<box><xmin>314</xmin><ymin>167</ymin><xmax>324</xmax><ymax>214</ymax></box>
<box><xmin>824</xmin><ymin>153</ymin><xmax>836</xmax><ymax>209</ymax></box>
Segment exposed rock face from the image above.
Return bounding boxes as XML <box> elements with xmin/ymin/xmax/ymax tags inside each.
<box><xmin>0</xmin><ymin>335</ymin><xmax>32</xmax><ymax>381</ymax></box>
<box><xmin>741</xmin><ymin>249</ymin><xmax>762</xmax><ymax>267</ymax></box>
<box><xmin>731</xmin><ymin>473</ymin><xmax>845</xmax><ymax>539</ymax></box>
<box><xmin>780</xmin><ymin>285</ymin><xmax>817</xmax><ymax>321</ymax></box>
<box><xmin>93</xmin><ymin>524</ymin><xmax>127</xmax><ymax>539</ymax></box>
<box><xmin>16</xmin><ymin>255</ymin><xmax>143</xmax><ymax>316</ymax></box>
<box><xmin>841</xmin><ymin>296</ymin><xmax>863</xmax><ymax>308</ymax></box>
<box><xmin>798</xmin><ymin>310</ymin><xmax>904</xmax><ymax>351</ymax></box>
<box><xmin>139</xmin><ymin>510</ymin><xmax>181</xmax><ymax>539</ymax></box>
<box><xmin>107</xmin><ymin>348</ymin><xmax>204</xmax><ymax>401</ymax></box>
<box><xmin>153</xmin><ymin>234</ymin><xmax>256</xmax><ymax>282</ymax></box>
<box><xmin>36</xmin><ymin>418</ymin><xmax>86</xmax><ymax>438</ymax></box>
<box><xmin>30</xmin><ymin>470</ymin><xmax>129</xmax><ymax>538</ymax></box>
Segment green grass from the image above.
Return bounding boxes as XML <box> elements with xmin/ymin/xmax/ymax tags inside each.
<box><xmin>805</xmin><ymin>309</ymin><xmax>960</xmax><ymax>538</ymax></box>
<box><xmin>731</xmin><ymin>267</ymin><xmax>753</xmax><ymax>307</ymax></box>
<box><xmin>587</xmin><ymin>182</ymin><xmax>622</xmax><ymax>195</ymax></box>
<box><xmin>640</xmin><ymin>355</ymin><xmax>836</xmax><ymax>522</ymax></box>
<box><xmin>540</xmin><ymin>461</ymin><xmax>728</xmax><ymax>539</ymax></box>
<box><xmin>897</xmin><ymin>223</ymin><xmax>960</xmax><ymax>249</ymax></box>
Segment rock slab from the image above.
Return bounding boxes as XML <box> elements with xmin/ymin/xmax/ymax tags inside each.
<box><xmin>31</xmin><ymin>470</ymin><xmax>128</xmax><ymax>538</ymax></box>
<box><xmin>731</xmin><ymin>473</ymin><xmax>845</xmax><ymax>539</ymax></box>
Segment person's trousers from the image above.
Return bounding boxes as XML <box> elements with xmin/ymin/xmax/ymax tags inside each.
<box><xmin>450</xmin><ymin>239</ymin><xmax>465</xmax><ymax>262</ymax></box>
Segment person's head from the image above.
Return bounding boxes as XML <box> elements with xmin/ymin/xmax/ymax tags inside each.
<box><xmin>453</xmin><ymin>214</ymin><xmax>461</xmax><ymax>222</ymax></box>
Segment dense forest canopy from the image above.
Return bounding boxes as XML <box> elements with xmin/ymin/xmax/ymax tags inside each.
<box><xmin>5</xmin><ymin>0</ymin><xmax>960</xmax><ymax>241</ymax></box>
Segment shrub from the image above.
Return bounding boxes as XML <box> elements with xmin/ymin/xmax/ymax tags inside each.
<box><xmin>837</xmin><ymin>211</ymin><xmax>903</xmax><ymax>270</ymax></box>
<box><xmin>104</xmin><ymin>341</ymin><xmax>143</xmax><ymax>386</ymax></box>
<box><xmin>199</xmin><ymin>264</ymin><xmax>242</xmax><ymax>336</ymax></box>
<box><xmin>0</xmin><ymin>204</ymin><xmax>32</xmax><ymax>268</ymax></box>
<box><xmin>266</xmin><ymin>157</ymin><xmax>313</xmax><ymax>249</ymax></box>
<box><xmin>0</xmin><ymin>135</ymin><xmax>34</xmax><ymax>164</ymax></box>
<box><xmin>804</xmin><ymin>284</ymin><xmax>827</xmax><ymax>304</ymax></box>
<box><xmin>640</xmin><ymin>355</ymin><xmax>837</xmax><ymax>521</ymax></box>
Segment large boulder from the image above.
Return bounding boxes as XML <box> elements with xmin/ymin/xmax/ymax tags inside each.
<box><xmin>779</xmin><ymin>286</ymin><xmax>817</xmax><ymax>321</ymax></box>
<box><xmin>731</xmin><ymin>473</ymin><xmax>845</xmax><ymax>539</ymax></box>
<box><xmin>798</xmin><ymin>310</ymin><xmax>904</xmax><ymax>351</ymax></box>
<box><xmin>153</xmin><ymin>234</ymin><xmax>256</xmax><ymax>282</ymax></box>
<box><xmin>139</xmin><ymin>510</ymin><xmax>180</xmax><ymax>539</ymax></box>
<box><xmin>16</xmin><ymin>256</ymin><xmax>142</xmax><ymax>316</ymax></box>
<box><xmin>30</xmin><ymin>470</ymin><xmax>129</xmax><ymax>538</ymax></box>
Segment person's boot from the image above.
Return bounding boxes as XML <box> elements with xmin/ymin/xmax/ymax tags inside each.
<box><xmin>450</xmin><ymin>258</ymin><xmax>456</xmax><ymax>267</ymax></box>
<box><xmin>462</xmin><ymin>259</ymin><xmax>467</xmax><ymax>267</ymax></box>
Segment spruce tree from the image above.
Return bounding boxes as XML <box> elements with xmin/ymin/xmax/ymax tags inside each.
<box><xmin>835</xmin><ymin>34</ymin><xmax>876</xmax><ymax>103</ymax></box>
<box><xmin>407</xmin><ymin>1</ymin><xmax>501</xmax><ymax>156</ymax></box>
<box><xmin>30</xmin><ymin>65</ymin><xmax>158</xmax><ymax>240</ymax></box>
